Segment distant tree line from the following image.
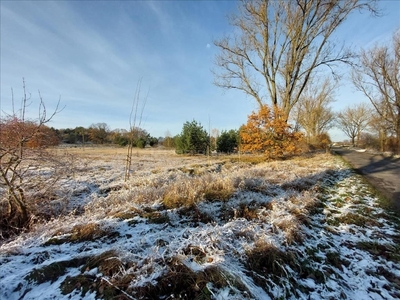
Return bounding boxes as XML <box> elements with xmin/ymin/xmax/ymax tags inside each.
<box><xmin>57</xmin><ymin>123</ymin><xmax>159</xmax><ymax>148</ymax></box>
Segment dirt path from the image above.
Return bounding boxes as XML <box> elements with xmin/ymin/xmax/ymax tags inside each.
<box><xmin>333</xmin><ymin>148</ymin><xmax>400</xmax><ymax>212</ymax></box>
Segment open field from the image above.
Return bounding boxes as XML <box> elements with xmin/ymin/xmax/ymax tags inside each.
<box><xmin>1</xmin><ymin>147</ymin><xmax>399</xmax><ymax>299</ymax></box>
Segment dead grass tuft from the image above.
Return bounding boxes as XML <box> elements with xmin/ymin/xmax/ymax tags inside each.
<box><xmin>236</xmin><ymin>203</ymin><xmax>259</xmax><ymax>220</ymax></box>
<box><xmin>82</xmin><ymin>250</ymin><xmax>123</xmax><ymax>276</ymax></box>
<box><xmin>273</xmin><ymin>216</ymin><xmax>303</xmax><ymax>244</ymax></box>
<box><xmin>356</xmin><ymin>241</ymin><xmax>400</xmax><ymax>263</ymax></box>
<box><xmin>162</xmin><ymin>178</ymin><xmax>202</xmax><ymax>208</ymax></box>
<box><xmin>328</xmin><ymin>213</ymin><xmax>380</xmax><ymax>227</ymax></box>
<box><xmin>245</xmin><ymin>240</ymin><xmax>298</xmax><ymax>281</ymax></box>
<box><xmin>69</xmin><ymin>223</ymin><xmax>112</xmax><ymax>242</ymax></box>
<box><xmin>60</xmin><ymin>274</ymin><xmax>96</xmax><ymax>297</ymax></box>
<box><xmin>129</xmin><ymin>257</ymin><xmax>228</xmax><ymax>299</ymax></box>
<box><xmin>163</xmin><ymin>174</ymin><xmax>234</xmax><ymax>208</ymax></box>
<box><xmin>144</xmin><ymin>210</ymin><xmax>170</xmax><ymax>224</ymax></box>
<box><xmin>230</xmin><ymin>155</ymin><xmax>267</xmax><ymax>164</ymax></box>
<box><xmin>203</xmin><ymin>178</ymin><xmax>234</xmax><ymax>202</ymax></box>
<box><xmin>112</xmin><ymin>208</ymin><xmax>140</xmax><ymax>220</ymax></box>
<box><xmin>44</xmin><ymin>223</ymin><xmax>117</xmax><ymax>245</ymax></box>
<box><xmin>178</xmin><ymin>204</ymin><xmax>214</xmax><ymax>225</ymax></box>
<box><xmin>324</xmin><ymin>251</ymin><xmax>349</xmax><ymax>271</ymax></box>
<box><xmin>25</xmin><ymin>257</ymin><xmax>88</xmax><ymax>284</ymax></box>
<box><xmin>60</xmin><ymin>250</ymin><xmax>136</xmax><ymax>299</ymax></box>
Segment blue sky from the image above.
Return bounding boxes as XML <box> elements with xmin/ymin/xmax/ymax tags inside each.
<box><xmin>1</xmin><ymin>1</ymin><xmax>399</xmax><ymax>141</ymax></box>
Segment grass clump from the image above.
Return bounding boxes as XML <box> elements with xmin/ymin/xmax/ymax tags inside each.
<box><xmin>178</xmin><ymin>204</ymin><xmax>214</xmax><ymax>225</ymax></box>
<box><xmin>82</xmin><ymin>250</ymin><xmax>123</xmax><ymax>275</ymax></box>
<box><xmin>112</xmin><ymin>208</ymin><xmax>140</xmax><ymax>220</ymax></box>
<box><xmin>60</xmin><ymin>274</ymin><xmax>96</xmax><ymax>297</ymax></box>
<box><xmin>144</xmin><ymin>210</ymin><xmax>170</xmax><ymax>224</ymax></box>
<box><xmin>70</xmin><ymin>223</ymin><xmax>112</xmax><ymax>242</ymax></box>
<box><xmin>162</xmin><ymin>178</ymin><xmax>201</xmax><ymax>208</ymax></box>
<box><xmin>162</xmin><ymin>174</ymin><xmax>234</xmax><ymax>208</ymax></box>
<box><xmin>25</xmin><ymin>257</ymin><xmax>88</xmax><ymax>284</ymax></box>
<box><xmin>44</xmin><ymin>223</ymin><xmax>118</xmax><ymax>245</ymax></box>
<box><xmin>273</xmin><ymin>216</ymin><xmax>303</xmax><ymax>245</ymax></box>
<box><xmin>60</xmin><ymin>250</ymin><xmax>133</xmax><ymax>299</ymax></box>
<box><xmin>230</xmin><ymin>155</ymin><xmax>266</xmax><ymax>164</ymax></box>
<box><xmin>129</xmin><ymin>257</ymin><xmax>230</xmax><ymax>299</ymax></box>
<box><xmin>356</xmin><ymin>241</ymin><xmax>400</xmax><ymax>263</ymax></box>
<box><xmin>324</xmin><ymin>251</ymin><xmax>349</xmax><ymax>271</ymax></box>
<box><xmin>203</xmin><ymin>187</ymin><xmax>233</xmax><ymax>202</ymax></box>
<box><xmin>245</xmin><ymin>240</ymin><xmax>298</xmax><ymax>281</ymax></box>
<box><xmin>235</xmin><ymin>202</ymin><xmax>259</xmax><ymax>220</ymax></box>
<box><xmin>327</xmin><ymin>213</ymin><xmax>380</xmax><ymax>227</ymax></box>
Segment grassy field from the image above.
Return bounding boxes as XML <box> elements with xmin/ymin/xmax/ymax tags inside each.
<box><xmin>1</xmin><ymin>146</ymin><xmax>399</xmax><ymax>299</ymax></box>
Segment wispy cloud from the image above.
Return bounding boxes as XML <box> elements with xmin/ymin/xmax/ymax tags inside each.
<box><xmin>1</xmin><ymin>1</ymin><xmax>399</xmax><ymax>140</ymax></box>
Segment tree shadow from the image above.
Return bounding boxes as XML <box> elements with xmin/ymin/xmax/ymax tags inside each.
<box><xmin>333</xmin><ymin>148</ymin><xmax>400</xmax><ymax>214</ymax></box>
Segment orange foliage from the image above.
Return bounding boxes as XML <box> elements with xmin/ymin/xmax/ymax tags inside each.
<box><xmin>0</xmin><ymin>117</ymin><xmax>59</xmax><ymax>149</ymax></box>
<box><xmin>240</xmin><ymin>105</ymin><xmax>303</xmax><ymax>158</ymax></box>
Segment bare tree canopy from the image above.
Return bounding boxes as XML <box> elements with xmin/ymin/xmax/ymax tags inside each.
<box><xmin>295</xmin><ymin>78</ymin><xmax>336</xmax><ymax>143</ymax></box>
<box><xmin>336</xmin><ymin>103</ymin><xmax>372</xmax><ymax>146</ymax></box>
<box><xmin>213</xmin><ymin>0</ymin><xmax>378</xmax><ymax>119</ymax></box>
<box><xmin>352</xmin><ymin>31</ymin><xmax>400</xmax><ymax>153</ymax></box>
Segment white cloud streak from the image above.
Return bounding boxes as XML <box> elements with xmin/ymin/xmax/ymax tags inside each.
<box><xmin>1</xmin><ymin>1</ymin><xmax>399</xmax><ymax>140</ymax></box>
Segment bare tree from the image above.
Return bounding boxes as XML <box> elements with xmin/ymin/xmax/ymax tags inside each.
<box><xmin>211</xmin><ymin>128</ymin><xmax>220</xmax><ymax>151</ymax></box>
<box><xmin>336</xmin><ymin>103</ymin><xmax>372</xmax><ymax>146</ymax></box>
<box><xmin>0</xmin><ymin>79</ymin><xmax>63</xmax><ymax>236</ymax></box>
<box><xmin>164</xmin><ymin>130</ymin><xmax>174</xmax><ymax>149</ymax></box>
<box><xmin>352</xmin><ymin>32</ymin><xmax>400</xmax><ymax>153</ymax></box>
<box><xmin>367</xmin><ymin>106</ymin><xmax>394</xmax><ymax>151</ymax></box>
<box><xmin>213</xmin><ymin>0</ymin><xmax>378</xmax><ymax>120</ymax></box>
<box><xmin>125</xmin><ymin>79</ymin><xmax>148</xmax><ymax>181</ymax></box>
<box><xmin>295</xmin><ymin>78</ymin><xmax>336</xmax><ymax>143</ymax></box>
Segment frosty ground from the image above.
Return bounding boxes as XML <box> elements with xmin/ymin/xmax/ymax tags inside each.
<box><xmin>0</xmin><ymin>147</ymin><xmax>399</xmax><ymax>299</ymax></box>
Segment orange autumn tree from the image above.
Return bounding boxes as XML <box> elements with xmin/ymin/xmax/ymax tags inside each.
<box><xmin>240</xmin><ymin>105</ymin><xmax>303</xmax><ymax>158</ymax></box>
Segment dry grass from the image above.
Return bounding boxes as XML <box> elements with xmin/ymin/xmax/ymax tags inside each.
<box><xmin>273</xmin><ymin>216</ymin><xmax>303</xmax><ymax>244</ymax></box>
<box><xmin>356</xmin><ymin>241</ymin><xmax>400</xmax><ymax>263</ymax></box>
<box><xmin>128</xmin><ymin>257</ymin><xmax>229</xmax><ymax>299</ymax></box>
<box><xmin>178</xmin><ymin>204</ymin><xmax>214</xmax><ymax>225</ymax></box>
<box><xmin>26</xmin><ymin>257</ymin><xmax>88</xmax><ymax>284</ymax></box>
<box><xmin>44</xmin><ymin>223</ymin><xmax>117</xmax><ymax>245</ymax></box>
<box><xmin>162</xmin><ymin>177</ymin><xmax>202</xmax><ymax>208</ymax></box>
<box><xmin>245</xmin><ymin>240</ymin><xmax>298</xmax><ymax>279</ymax></box>
<box><xmin>327</xmin><ymin>212</ymin><xmax>381</xmax><ymax>227</ymax></box>
<box><xmin>162</xmin><ymin>174</ymin><xmax>235</xmax><ymax>209</ymax></box>
<box><xmin>60</xmin><ymin>254</ymin><xmax>233</xmax><ymax>299</ymax></box>
<box><xmin>203</xmin><ymin>176</ymin><xmax>235</xmax><ymax>201</ymax></box>
<box><xmin>82</xmin><ymin>250</ymin><xmax>123</xmax><ymax>276</ymax></box>
<box><xmin>59</xmin><ymin>250</ymin><xmax>131</xmax><ymax>299</ymax></box>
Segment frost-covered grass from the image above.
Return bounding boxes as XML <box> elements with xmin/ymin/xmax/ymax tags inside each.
<box><xmin>0</xmin><ymin>148</ymin><xmax>399</xmax><ymax>299</ymax></box>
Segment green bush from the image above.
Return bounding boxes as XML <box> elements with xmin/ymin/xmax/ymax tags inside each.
<box><xmin>175</xmin><ymin>120</ymin><xmax>209</xmax><ymax>155</ymax></box>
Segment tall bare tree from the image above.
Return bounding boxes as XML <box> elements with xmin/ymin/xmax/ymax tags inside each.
<box><xmin>125</xmin><ymin>79</ymin><xmax>148</xmax><ymax>181</ymax></box>
<box><xmin>213</xmin><ymin>0</ymin><xmax>378</xmax><ymax>120</ymax></box>
<box><xmin>368</xmin><ymin>106</ymin><xmax>394</xmax><ymax>151</ymax></box>
<box><xmin>336</xmin><ymin>103</ymin><xmax>372</xmax><ymax>146</ymax></box>
<box><xmin>295</xmin><ymin>78</ymin><xmax>336</xmax><ymax>143</ymax></box>
<box><xmin>352</xmin><ymin>32</ymin><xmax>400</xmax><ymax>153</ymax></box>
